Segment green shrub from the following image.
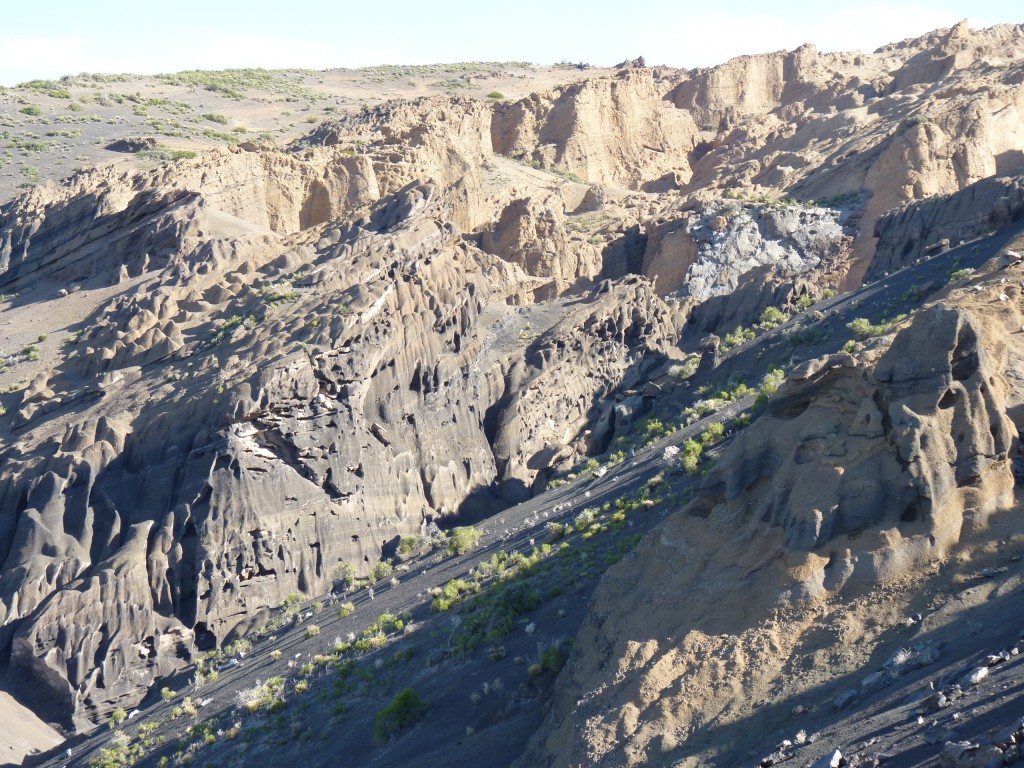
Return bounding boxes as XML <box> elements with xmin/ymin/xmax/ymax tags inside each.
<box><xmin>431</xmin><ymin>578</ymin><xmax>478</xmax><ymax>612</ymax></box>
<box><xmin>756</xmin><ymin>305</ymin><xmax>790</xmax><ymax>331</ymax></box>
<box><xmin>573</xmin><ymin>508</ymin><xmax>596</xmax><ymax>532</ymax></box>
<box><xmin>333</xmin><ymin>561</ymin><xmax>356</xmax><ymax>591</ymax></box>
<box><xmin>398</xmin><ymin>534</ymin><xmax>424</xmax><ymax>553</ymax></box>
<box><xmin>668</xmin><ymin>357</ymin><xmax>700</xmax><ymax>380</ymax></box>
<box><xmin>20</xmin><ymin>104</ymin><xmax>43</xmax><ymax>116</ymax></box>
<box><xmin>700</xmin><ymin>422</ymin><xmax>725</xmax><ymax>446</ymax></box>
<box><xmin>546</xmin><ymin>521</ymin><xmax>567</xmax><ymax>541</ymax></box>
<box><xmin>681</xmin><ymin>439</ymin><xmax>702</xmax><ymax>475</ymax></box>
<box><xmin>371</xmin><ymin>560</ymin><xmax>394</xmax><ymax>582</ymax></box>
<box><xmin>446</xmin><ymin>526</ymin><xmax>482</xmax><ymax>555</ymax></box>
<box><xmin>374</xmin><ymin>688</ymin><xmax>428</xmax><ymax>743</ymax></box>
<box><xmin>486</xmin><ymin>91</ymin><xmax>505</xmax><ymax>99</ymax></box>
<box><xmin>949</xmin><ymin>267</ymin><xmax>975</xmax><ymax>282</ymax></box>
<box><xmin>236</xmin><ymin>677</ymin><xmax>285</xmax><ymax>713</ymax></box>
<box><xmin>847</xmin><ymin>316</ymin><xmax>905</xmax><ymax>340</ymax></box>
<box><xmin>540</xmin><ymin>641</ymin><xmax>568</xmax><ymax>674</ymax></box>
<box><xmin>108</xmin><ymin>708</ymin><xmax>127</xmax><ymax>728</ymax></box>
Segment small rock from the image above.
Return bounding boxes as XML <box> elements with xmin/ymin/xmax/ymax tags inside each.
<box><xmin>812</xmin><ymin>748</ymin><xmax>846</xmax><ymax>768</ymax></box>
<box><xmin>962</xmin><ymin>667</ymin><xmax>989</xmax><ymax>686</ymax></box>
<box><xmin>833</xmin><ymin>689</ymin><xmax>859</xmax><ymax>710</ymax></box>
<box><xmin>924</xmin><ymin>692</ymin><xmax>950</xmax><ymax>712</ymax></box>
<box><xmin>938</xmin><ymin>740</ymin><xmax>980</xmax><ymax>768</ymax></box>
<box><xmin>861</xmin><ymin>671</ymin><xmax>885</xmax><ymax>693</ymax></box>
<box><xmin>56</xmin><ymin>288</ymin><xmax>68</xmax><ymax>297</ymax></box>
<box><xmin>926</xmin><ymin>726</ymin><xmax>961</xmax><ymax>745</ymax></box>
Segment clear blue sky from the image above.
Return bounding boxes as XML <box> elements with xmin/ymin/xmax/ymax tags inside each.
<box><xmin>0</xmin><ymin>0</ymin><xmax>1020</xmax><ymax>85</ymax></box>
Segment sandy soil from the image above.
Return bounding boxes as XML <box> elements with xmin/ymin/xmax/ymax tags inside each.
<box><xmin>0</xmin><ymin>681</ymin><xmax>63</xmax><ymax>767</ymax></box>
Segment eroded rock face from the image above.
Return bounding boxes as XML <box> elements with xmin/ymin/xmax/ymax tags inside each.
<box><xmin>642</xmin><ymin>201</ymin><xmax>851</xmax><ymax>301</ymax></box>
<box><xmin>0</xmin><ymin>131</ymin><xmax>677</xmax><ymax>728</ymax></box>
<box><xmin>5</xmin><ymin>20</ymin><xmax>1024</xmax><ymax>738</ymax></box>
<box><xmin>492</xmin><ymin>69</ymin><xmax>698</xmax><ymax>191</ymax></box>
<box><xmin>520</xmin><ymin>299</ymin><xmax>1021</xmax><ymax>767</ymax></box>
<box><xmin>870</xmin><ymin>174</ymin><xmax>1024</xmax><ymax>280</ymax></box>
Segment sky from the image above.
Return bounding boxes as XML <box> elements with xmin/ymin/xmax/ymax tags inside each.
<box><xmin>0</xmin><ymin>0</ymin><xmax>1020</xmax><ymax>86</ymax></box>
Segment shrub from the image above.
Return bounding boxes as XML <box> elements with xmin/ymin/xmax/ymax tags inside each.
<box><xmin>950</xmin><ymin>267</ymin><xmax>975</xmax><ymax>282</ymax></box>
<box><xmin>160</xmin><ymin>687</ymin><xmax>175</xmax><ymax>701</ymax></box>
<box><xmin>338</xmin><ymin>601</ymin><xmax>355</xmax><ymax>618</ymax></box>
<box><xmin>333</xmin><ymin>561</ymin><xmax>356</xmax><ymax>591</ymax></box>
<box><xmin>699</xmin><ymin>421</ymin><xmax>725</xmax><ymax>446</ymax></box>
<box><xmin>546</xmin><ymin>521</ymin><xmax>567</xmax><ymax>541</ymax></box>
<box><xmin>88</xmin><ymin>731</ymin><xmax>141</xmax><ymax>768</ymax></box>
<box><xmin>486</xmin><ymin>91</ymin><xmax>504</xmax><ymax>99</ymax></box>
<box><xmin>669</xmin><ymin>357</ymin><xmax>700</xmax><ymax>380</ymax></box>
<box><xmin>446</xmin><ymin>526</ymin><xmax>482</xmax><ymax>555</ymax></box>
<box><xmin>236</xmin><ymin>677</ymin><xmax>285</xmax><ymax>713</ymax></box>
<box><xmin>541</xmin><ymin>641</ymin><xmax>568</xmax><ymax>674</ymax></box>
<box><xmin>223</xmin><ymin>637</ymin><xmax>252</xmax><ymax>657</ymax></box>
<box><xmin>374</xmin><ymin>688</ymin><xmax>428</xmax><ymax>742</ymax></box>
<box><xmin>169</xmin><ymin>696</ymin><xmax>197</xmax><ymax>719</ymax></box>
<box><xmin>108</xmin><ymin>708</ymin><xmax>127</xmax><ymax>728</ymax></box>
<box><xmin>398</xmin><ymin>535</ymin><xmax>424</xmax><ymax>553</ymax></box>
<box><xmin>20</xmin><ymin>104</ymin><xmax>43</xmax><ymax>116</ymax></box>
<box><xmin>573</xmin><ymin>508</ymin><xmax>596</xmax><ymax>532</ymax></box>
<box><xmin>371</xmin><ymin>560</ymin><xmax>394</xmax><ymax>582</ymax></box>
<box><xmin>756</xmin><ymin>305</ymin><xmax>790</xmax><ymax>331</ymax></box>
<box><xmin>681</xmin><ymin>439</ymin><xmax>702</xmax><ymax>475</ymax></box>
<box><xmin>305</xmin><ymin>624</ymin><xmax>321</xmax><ymax>638</ymax></box>
<box><xmin>280</xmin><ymin>593</ymin><xmax>303</xmax><ymax>616</ymax></box>
<box><xmin>847</xmin><ymin>316</ymin><xmax>905</xmax><ymax>340</ymax></box>
<box><xmin>431</xmin><ymin>579</ymin><xmax>478</xmax><ymax>612</ymax></box>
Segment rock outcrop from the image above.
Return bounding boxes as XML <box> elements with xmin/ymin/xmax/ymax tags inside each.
<box><xmin>870</xmin><ymin>174</ymin><xmax>1024</xmax><ymax>280</ymax></box>
<box><xmin>520</xmin><ymin>286</ymin><xmax>1024</xmax><ymax>766</ymax></box>
<box><xmin>0</xmin><ymin>108</ymin><xmax>677</xmax><ymax>728</ymax></box>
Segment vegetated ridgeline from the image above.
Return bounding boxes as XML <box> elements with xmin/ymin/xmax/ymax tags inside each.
<box><xmin>2</xmin><ymin>19</ymin><xmax>1024</xmax><ymax>767</ymax></box>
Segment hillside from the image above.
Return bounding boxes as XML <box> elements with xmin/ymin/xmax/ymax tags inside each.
<box><xmin>3</xmin><ymin>20</ymin><xmax>1024</xmax><ymax>768</ymax></box>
